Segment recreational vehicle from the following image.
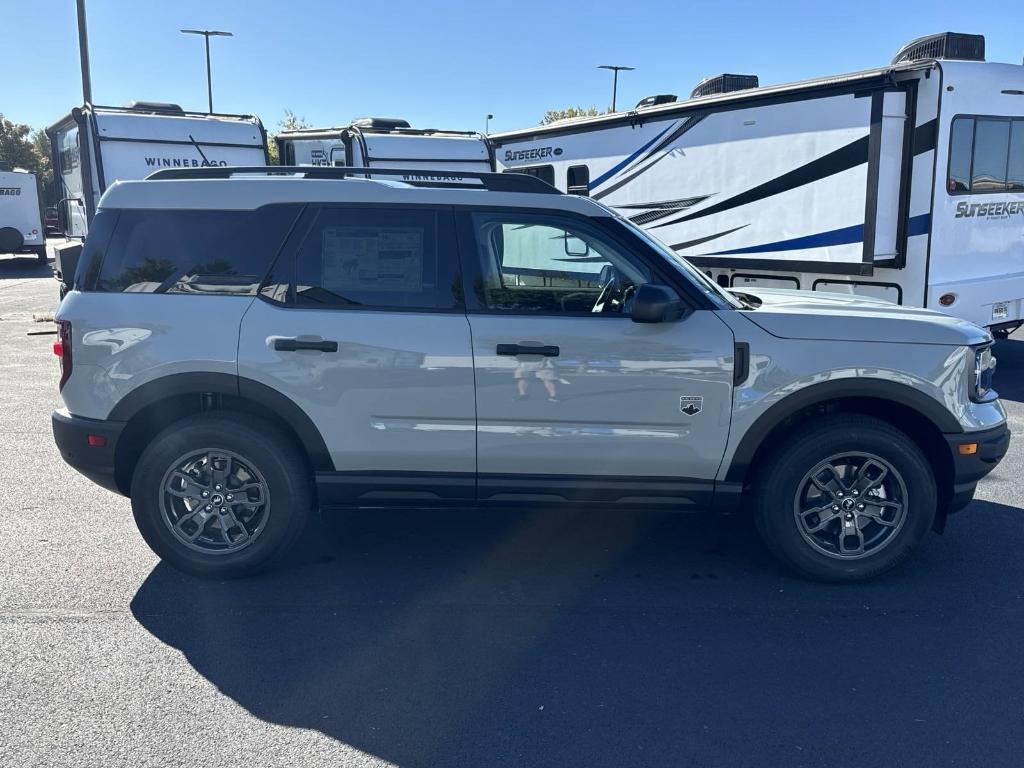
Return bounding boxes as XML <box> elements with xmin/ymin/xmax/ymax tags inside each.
<box><xmin>276</xmin><ymin>118</ymin><xmax>493</xmax><ymax>178</ymax></box>
<box><xmin>0</xmin><ymin>165</ymin><xmax>46</xmax><ymax>260</ymax></box>
<box><xmin>491</xmin><ymin>33</ymin><xmax>1024</xmax><ymax>335</ymax></box>
<box><xmin>47</xmin><ymin>102</ymin><xmax>269</xmax><ymax>238</ymax></box>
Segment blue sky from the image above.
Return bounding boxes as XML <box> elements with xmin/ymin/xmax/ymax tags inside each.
<box><xmin>4</xmin><ymin>0</ymin><xmax>1023</xmax><ymax>135</ymax></box>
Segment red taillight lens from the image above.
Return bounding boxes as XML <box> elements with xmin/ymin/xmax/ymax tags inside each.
<box><xmin>87</xmin><ymin>434</ymin><xmax>107</xmax><ymax>447</ymax></box>
<box><xmin>55</xmin><ymin>320</ymin><xmax>72</xmax><ymax>390</ymax></box>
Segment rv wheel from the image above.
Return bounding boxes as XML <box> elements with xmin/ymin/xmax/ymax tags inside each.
<box><xmin>0</xmin><ymin>227</ymin><xmax>24</xmax><ymax>253</ymax></box>
<box><xmin>35</xmin><ymin>246</ymin><xmax>48</xmax><ymax>262</ymax></box>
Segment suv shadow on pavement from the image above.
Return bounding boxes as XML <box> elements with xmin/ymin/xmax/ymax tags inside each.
<box><xmin>0</xmin><ymin>254</ymin><xmax>52</xmax><ymax>279</ymax></box>
<box><xmin>130</xmin><ymin>500</ymin><xmax>1024</xmax><ymax>767</ymax></box>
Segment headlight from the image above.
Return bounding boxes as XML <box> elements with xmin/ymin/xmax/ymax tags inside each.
<box><xmin>971</xmin><ymin>344</ymin><xmax>997</xmax><ymax>402</ymax></box>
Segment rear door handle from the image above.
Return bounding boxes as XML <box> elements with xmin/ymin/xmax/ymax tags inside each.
<box><xmin>496</xmin><ymin>343</ymin><xmax>560</xmax><ymax>357</ymax></box>
<box><xmin>274</xmin><ymin>337</ymin><xmax>338</xmax><ymax>353</ymax></box>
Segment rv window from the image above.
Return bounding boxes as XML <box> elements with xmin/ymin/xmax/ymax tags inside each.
<box><xmin>293</xmin><ymin>206</ymin><xmax>461</xmax><ymax>311</ymax></box>
<box><xmin>468</xmin><ymin>211</ymin><xmax>649</xmax><ymax>314</ymax></box>
<box><xmin>503</xmin><ymin>165</ymin><xmax>555</xmax><ymax>187</ymax></box>
<box><xmin>947</xmin><ymin>115</ymin><xmax>1024</xmax><ymax>194</ymax></box>
<box><xmin>93</xmin><ymin>206</ymin><xmax>299</xmax><ymax>294</ymax></box>
<box><xmin>1008</xmin><ymin>121</ymin><xmax>1024</xmax><ymax>192</ymax></box>
<box><xmin>972</xmin><ymin>119</ymin><xmax>1010</xmax><ymax>192</ymax></box>
<box><xmin>947</xmin><ymin>118</ymin><xmax>973</xmax><ymax>193</ymax></box>
<box><xmin>567</xmin><ymin>165</ymin><xmax>590</xmax><ymax>196</ymax></box>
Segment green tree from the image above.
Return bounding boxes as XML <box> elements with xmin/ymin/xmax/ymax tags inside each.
<box><xmin>31</xmin><ymin>129</ymin><xmax>54</xmax><ymax>205</ymax></box>
<box><xmin>0</xmin><ymin>115</ymin><xmax>55</xmax><ymax>204</ymax></box>
<box><xmin>266</xmin><ymin>109</ymin><xmax>312</xmax><ymax>165</ymax></box>
<box><xmin>540</xmin><ymin>106</ymin><xmax>603</xmax><ymax>125</ymax></box>
<box><xmin>0</xmin><ymin>114</ymin><xmax>38</xmax><ymax>170</ymax></box>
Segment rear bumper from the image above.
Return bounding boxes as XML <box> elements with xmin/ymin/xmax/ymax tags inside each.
<box><xmin>52</xmin><ymin>409</ymin><xmax>127</xmax><ymax>495</ymax></box>
<box><xmin>944</xmin><ymin>422</ymin><xmax>1010</xmax><ymax>512</ymax></box>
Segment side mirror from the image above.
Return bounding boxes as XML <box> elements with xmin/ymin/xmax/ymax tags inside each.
<box><xmin>631</xmin><ymin>283</ymin><xmax>686</xmax><ymax>323</ymax></box>
<box><xmin>563</xmin><ymin>232</ymin><xmax>590</xmax><ymax>257</ymax></box>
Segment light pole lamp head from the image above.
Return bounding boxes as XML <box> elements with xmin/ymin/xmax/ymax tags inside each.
<box><xmin>180</xmin><ymin>29</ymin><xmax>234</xmax><ymax>37</ymax></box>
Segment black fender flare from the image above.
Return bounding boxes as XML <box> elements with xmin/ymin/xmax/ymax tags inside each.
<box><xmin>107</xmin><ymin>372</ymin><xmax>333</xmax><ymax>471</ymax></box>
<box><xmin>724</xmin><ymin>377</ymin><xmax>963</xmax><ymax>483</ymax></box>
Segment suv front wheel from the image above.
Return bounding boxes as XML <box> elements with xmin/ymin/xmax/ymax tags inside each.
<box><xmin>130</xmin><ymin>412</ymin><xmax>313</xmax><ymax>578</ymax></box>
<box><xmin>753</xmin><ymin>414</ymin><xmax>937</xmax><ymax>582</ymax></box>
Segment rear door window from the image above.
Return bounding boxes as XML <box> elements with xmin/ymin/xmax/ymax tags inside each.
<box><xmin>291</xmin><ymin>206</ymin><xmax>462</xmax><ymax>311</ymax></box>
<box><xmin>93</xmin><ymin>206</ymin><xmax>300</xmax><ymax>294</ymax></box>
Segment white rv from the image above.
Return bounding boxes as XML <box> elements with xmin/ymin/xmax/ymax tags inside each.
<box><xmin>276</xmin><ymin>118</ymin><xmax>492</xmax><ymax>175</ymax></box>
<box><xmin>491</xmin><ymin>33</ymin><xmax>1024</xmax><ymax>335</ymax></box>
<box><xmin>0</xmin><ymin>166</ymin><xmax>46</xmax><ymax>260</ymax></box>
<box><xmin>47</xmin><ymin>102</ymin><xmax>269</xmax><ymax>238</ymax></box>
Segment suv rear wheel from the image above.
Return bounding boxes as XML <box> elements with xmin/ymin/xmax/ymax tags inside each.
<box><xmin>130</xmin><ymin>412</ymin><xmax>312</xmax><ymax>578</ymax></box>
<box><xmin>753</xmin><ymin>414</ymin><xmax>937</xmax><ymax>582</ymax></box>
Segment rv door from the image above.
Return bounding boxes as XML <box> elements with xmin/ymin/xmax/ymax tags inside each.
<box><xmin>866</xmin><ymin>89</ymin><xmax>912</xmax><ymax>267</ymax></box>
<box><xmin>52</xmin><ymin>122</ymin><xmax>89</xmax><ymax>239</ymax></box>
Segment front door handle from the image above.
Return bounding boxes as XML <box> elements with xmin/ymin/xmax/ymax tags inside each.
<box><xmin>496</xmin><ymin>343</ymin><xmax>560</xmax><ymax>357</ymax></box>
<box><xmin>274</xmin><ymin>337</ymin><xmax>339</xmax><ymax>353</ymax></box>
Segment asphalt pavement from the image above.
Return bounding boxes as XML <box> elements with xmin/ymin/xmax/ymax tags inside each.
<box><xmin>1</xmin><ymin>243</ymin><xmax>1022</xmax><ymax>767</ymax></box>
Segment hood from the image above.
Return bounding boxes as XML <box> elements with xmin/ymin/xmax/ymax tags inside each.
<box><xmin>732</xmin><ymin>287</ymin><xmax>991</xmax><ymax>346</ymax></box>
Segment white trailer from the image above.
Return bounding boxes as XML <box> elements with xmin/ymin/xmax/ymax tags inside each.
<box><xmin>491</xmin><ymin>33</ymin><xmax>1024</xmax><ymax>335</ymax></box>
<box><xmin>47</xmin><ymin>102</ymin><xmax>269</xmax><ymax>238</ymax></box>
<box><xmin>0</xmin><ymin>166</ymin><xmax>46</xmax><ymax>260</ymax></box>
<box><xmin>277</xmin><ymin>118</ymin><xmax>493</xmax><ymax>177</ymax></box>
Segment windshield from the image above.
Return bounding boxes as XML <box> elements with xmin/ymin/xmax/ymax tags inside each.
<box><xmin>614</xmin><ymin>214</ymin><xmax>745</xmax><ymax>310</ymax></box>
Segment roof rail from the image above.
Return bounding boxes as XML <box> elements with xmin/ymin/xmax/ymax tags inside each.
<box><xmin>144</xmin><ymin>165</ymin><xmax>561</xmax><ymax>194</ymax></box>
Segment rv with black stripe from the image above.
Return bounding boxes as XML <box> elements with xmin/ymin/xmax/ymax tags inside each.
<box><xmin>490</xmin><ymin>33</ymin><xmax>1024</xmax><ymax>335</ymax></box>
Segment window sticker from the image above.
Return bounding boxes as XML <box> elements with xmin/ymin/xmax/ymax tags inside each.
<box><xmin>322</xmin><ymin>227</ymin><xmax>424</xmax><ymax>292</ymax></box>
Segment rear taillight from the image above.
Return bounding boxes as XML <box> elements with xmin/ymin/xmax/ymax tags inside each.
<box><xmin>55</xmin><ymin>320</ymin><xmax>72</xmax><ymax>390</ymax></box>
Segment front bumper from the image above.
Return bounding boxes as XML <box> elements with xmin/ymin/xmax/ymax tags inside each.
<box><xmin>52</xmin><ymin>409</ymin><xmax>127</xmax><ymax>495</ymax></box>
<box><xmin>944</xmin><ymin>422</ymin><xmax>1010</xmax><ymax>513</ymax></box>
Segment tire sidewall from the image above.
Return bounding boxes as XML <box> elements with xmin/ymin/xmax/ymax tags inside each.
<box><xmin>131</xmin><ymin>414</ymin><xmax>310</xmax><ymax>578</ymax></box>
<box><xmin>756</xmin><ymin>419</ymin><xmax>936</xmax><ymax>581</ymax></box>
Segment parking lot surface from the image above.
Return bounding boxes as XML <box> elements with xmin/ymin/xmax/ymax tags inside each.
<box><xmin>1</xmin><ymin>244</ymin><xmax>1023</xmax><ymax>767</ymax></box>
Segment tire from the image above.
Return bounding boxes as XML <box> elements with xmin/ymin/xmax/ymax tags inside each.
<box><xmin>753</xmin><ymin>414</ymin><xmax>936</xmax><ymax>582</ymax></box>
<box><xmin>130</xmin><ymin>412</ymin><xmax>313</xmax><ymax>579</ymax></box>
<box><xmin>0</xmin><ymin>226</ymin><xmax>23</xmax><ymax>253</ymax></box>
<box><xmin>35</xmin><ymin>246</ymin><xmax>48</xmax><ymax>262</ymax></box>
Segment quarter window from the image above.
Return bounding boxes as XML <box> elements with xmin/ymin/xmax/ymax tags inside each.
<box><xmin>94</xmin><ymin>206</ymin><xmax>299</xmax><ymax>294</ymax></box>
<box><xmin>293</xmin><ymin>207</ymin><xmax>461</xmax><ymax>311</ymax></box>
<box><xmin>468</xmin><ymin>211</ymin><xmax>650</xmax><ymax>314</ymax></box>
<box><xmin>947</xmin><ymin>116</ymin><xmax>1024</xmax><ymax>194</ymax></box>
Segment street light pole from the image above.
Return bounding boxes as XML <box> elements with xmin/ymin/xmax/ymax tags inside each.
<box><xmin>180</xmin><ymin>29</ymin><xmax>233</xmax><ymax>113</ymax></box>
<box><xmin>598</xmin><ymin>64</ymin><xmax>635</xmax><ymax>112</ymax></box>
<box><xmin>76</xmin><ymin>0</ymin><xmax>93</xmax><ymax>103</ymax></box>
<box><xmin>485</xmin><ymin>113</ymin><xmax>493</xmax><ymax>134</ymax></box>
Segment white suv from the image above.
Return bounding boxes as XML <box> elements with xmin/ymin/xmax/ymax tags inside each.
<box><xmin>53</xmin><ymin>167</ymin><xmax>1008</xmax><ymax>581</ymax></box>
